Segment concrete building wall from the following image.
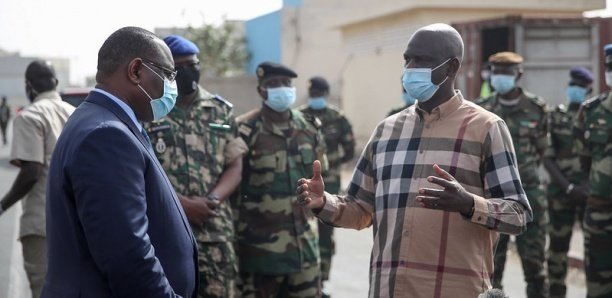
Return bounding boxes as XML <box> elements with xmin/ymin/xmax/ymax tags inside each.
<box><xmin>246</xmin><ymin>12</ymin><xmax>282</xmax><ymax>74</ymax></box>
<box><xmin>336</xmin><ymin>1</ymin><xmax>605</xmax><ymax>141</ymax></box>
<box><xmin>0</xmin><ymin>56</ymin><xmax>70</xmax><ymax>103</ymax></box>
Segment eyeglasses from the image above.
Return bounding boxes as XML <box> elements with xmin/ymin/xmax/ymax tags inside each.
<box><xmin>142</xmin><ymin>58</ymin><xmax>177</xmax><ymax>82</ymax></box>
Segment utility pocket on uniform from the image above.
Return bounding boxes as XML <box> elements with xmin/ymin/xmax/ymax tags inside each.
<box><xmin>586</xmin><ymin>127</ymin><xmax>610</xmax><ymax>145</ymax></box>
<box><xmin>248</xmin><ymin>153</ymin><xmax>276</xmax><ymax>187</ymax></box>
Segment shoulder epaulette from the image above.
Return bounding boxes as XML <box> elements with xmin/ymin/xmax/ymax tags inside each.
<box><xmin>582</xmin><ymin>92</ymin><xmax>606</xmax><ymax>110</ymax></box>
<box><xmin>302</xmin><ymin>112</ymin><xmax>322</xmax><ymax>129</ymax></box>
<box><xmin>211</xmin><ymin>94</ymin><xmax>233</xmax><ymax>110</ymax></box>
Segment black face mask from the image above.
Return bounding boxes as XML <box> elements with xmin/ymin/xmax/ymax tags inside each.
<box><xmin>175</xmin><ymin>67</ymin><xmax>200</xmax><ymax>95</ymax></box>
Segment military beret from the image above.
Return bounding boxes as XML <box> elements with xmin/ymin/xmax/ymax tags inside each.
<box><xmin>163</xmin><ymin>35</ymin><xmax>200</xmax><ymax>56</ymax></box>
<box><xmin>488</xmin><ymin>51</ymin><xmax>523</xmax><ymax>64</ymax></box>
<box><xmin>569</xmin><ymin>67</ymin><xmax>593</xmax><ymax>84</ymax></box>
<box><xmin>256</xmin><ymin>61</ymin><xmax>297</xmax><ymax>80</ymax></box>
<box><xmin>309</xmin><ymin>76</ymin><xmax>329</xmax><ymax>91</ymax></box>
<box><xmin>604</xmin><ymin>44</ymin><xmax>612</xmax><ymax>56</ymax></box>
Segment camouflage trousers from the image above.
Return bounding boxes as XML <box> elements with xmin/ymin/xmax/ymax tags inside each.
<box><xmin>493</xmin><ymin>186</ymin><xmax>549</xmax><ymax>298</ymax></box>
<box><xmin>547</xmin><ymin>191</ymin><xmax>585</xmax><ymax>298</ymax></box>
<box><xmin>238</xmin><ymin>265</ymin><xmax>321</xmax><ymax>298</ymax></box>
<box><xmin>198</xmin><ymin>241</ymin><xmax>238</xmax><ymax>298</ymax></box>
<box><xmin>584</xmin><ymin>204</ymin><xmax>612</xmax><ymax>298</ymax></box>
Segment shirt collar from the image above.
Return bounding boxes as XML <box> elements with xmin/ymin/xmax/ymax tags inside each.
<box><xmin>92</xmin><ymin>88</ymin><xmax>142</xmax><ymax>131</ymax></box>
<box><xmin>32</xmin><ymin>91</ymin><xmax>61</xmax><ymax>103</ymax></box>
<box><xmin>415</xmin><ymin>90</ymin><xmax>464</xmax><ymax>121</ymax></box>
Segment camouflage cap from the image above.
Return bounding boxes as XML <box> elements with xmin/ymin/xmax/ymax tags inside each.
<box><xmin>256</xmin><ymin>61</ymin><xmax>297</xmax><ymax>80</ymax></box>
<box><xmin>488</xmin><ymin>51</ymin><xmax>523</xmax><ymax>65</ymax></box>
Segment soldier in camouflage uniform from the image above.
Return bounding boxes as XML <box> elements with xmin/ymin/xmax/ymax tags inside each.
<box><xmin>544</xmin><ymin>67</ymin><xmax>592</xmax><ymax>298</ymax></box>
<box><xmin>477</xmin><ymin>52</ymin><xmax>549</xmax><ymax>298</ymax></box>
<box><xmin>299</xmin><ymin>76</ymin><xmax>355</xmax><ymax>296</ymax></box>
<box><xmin>236</xmin><ymin>62</ymin><xmax>327</xmax><ymax>298</ymax></box>
<box><xmin>145</xmin><ymin>35</ymin><xmax>248</xmax><ymax>298</ymax></box>
<box><xmin>574</xmin><ymin>44</ymin><xmax>612</xmax><ymax>298</ymax></box>
<box><xmin>387</xmin><ymin>86</ymin><xmax>416</xmax><ymax>116</ymax></box>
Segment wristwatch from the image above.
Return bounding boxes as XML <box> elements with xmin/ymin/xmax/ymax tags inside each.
<box><xmin>207</xmin><ymin>194</ymin><xmax>220</xmax><ymax>201</ymax></box>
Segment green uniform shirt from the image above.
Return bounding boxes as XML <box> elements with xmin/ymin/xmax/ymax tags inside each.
<box><xmin>575</xmin><ymin>92</ymin><xmax>612</xmax><ymax>202</ymax></box>
<box><xmin>236</xmin><ymin>108</ymin><xmax>327</xmax><ymax>274</ymax></box>
<box><xmin>299</xmin><ymin>104</ymin><xmax>355</xmax><ymax>192</ymax></box>
<box><xmin>478</xmin><ymin>90</ymin><xmax>549</xmax><ymax>188</ymax></box>
<box><xmin>145</xmin><ymin>87</ymin><xmax>245</xmax><ymax>243</ymax></box>
<box><xmin>545</xmin><ymin>104</ymin><xmax>587</xmax><ymax>195</ymax></box>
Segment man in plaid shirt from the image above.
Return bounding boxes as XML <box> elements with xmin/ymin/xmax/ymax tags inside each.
<box><xmin>296</xmin><ymin>23</ymin><xmax>532</xmax><ymax>298</ymax></box>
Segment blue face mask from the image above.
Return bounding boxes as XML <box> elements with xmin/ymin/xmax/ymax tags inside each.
<box><xmin>490</xmin><ymin>74</ymin><xmax>516</xmax><ymax>95</ymax></box>
<box><xmin>402</xmin><ymin>58</ymin><xmax>450</xmax><ymax>102</ymax></box>
<box><xmin>402</xmin><ymin>91</ymin><xmax>416</xmax><ymax>106</ymax></box>
<box><xmin>566</xmin><ymin>85</ymin><xmax>588</xmax><ymax>104</ymax></box>
<box><xmin>308</xmin><ymin>97</ymin><xmax>327</xmax><ymax>110</ymax></box>
<box><xmin>139</xmin><ymin>63</ymin><xmax>178</xmax><ymax>121</ymax></box>
<box><xmin>265</xmin><ymin>87</ymin><xmax>296</xmax><ymax>112</ymax></box>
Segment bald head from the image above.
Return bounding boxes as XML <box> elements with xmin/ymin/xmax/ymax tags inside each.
<box><xmin>405</xmin><ymin>23</ymin><xmax>464</xmax><ymax>65</ymax></box>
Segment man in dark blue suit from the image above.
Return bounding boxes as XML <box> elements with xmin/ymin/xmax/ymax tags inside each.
<box><xmin>42</xmin><ymin>27</ymin><xmax>198</xmax><ymax>298</ymax></box>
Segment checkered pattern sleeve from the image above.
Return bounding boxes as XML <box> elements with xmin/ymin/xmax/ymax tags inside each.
<box><xmin>316</xmin><ymin>125</ymin><xmax>378</xmax><ymax>229</ymax></box>
<box><xmin>469</xmin><ymin>119</ymin><xmax>533</xmax><ymax>235</ymax></box>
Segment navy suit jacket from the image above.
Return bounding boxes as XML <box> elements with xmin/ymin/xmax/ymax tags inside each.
<box><xmin>42</xmin><ymin>91</ymin><xmax>198</xmax><ymax>298</ymax></box>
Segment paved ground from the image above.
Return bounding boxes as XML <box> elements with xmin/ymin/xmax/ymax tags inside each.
<box><xmin>0</xmin><ymin>131</ymin><xmax>587</xmax><ymax>297</ymax></box>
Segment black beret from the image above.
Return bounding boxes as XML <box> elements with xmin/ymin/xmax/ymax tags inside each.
<box><xmin>309</xmin><ymin>76</ymin><xmax>329</xmax><ymax>91</ymax></box>
<box><xmin>256</xmin><ymin>61</ymin><xmax>297</xmax><ymax>80</ymax></box>
<box><xmin>605</xmin><ymin>44</ymin><xmax>612</xmax><ymax>56</ymax></box>
<box><xmin>569</xmin><ymin>67</ymin><xmax>593</xmax><ymax>84</ymax></box>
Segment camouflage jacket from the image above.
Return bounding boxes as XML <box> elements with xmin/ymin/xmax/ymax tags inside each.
<box><xmin>236</xmin><ymin>108</ymin><xmax>328</xmax><ymax>274</ymax></box>
<box><xmin>144</xmin><ymin>87</ymin><xmax>246</xmax><ymax>243</ymax></box>
<box><xmin>545</xmin><ymin>104</ymin><xmax>587</xmax><ymax>195</ymax></box>
<box><xmin>478</xmin><ymin>90</ymin><xmax>549</xmax><ymax>188</ymax></box>
<box><xmin>574</xmin><ymin>92</ymin><xmax>612</xmax><ymax>202</ymax></box>
<box><xmin>299</xmin><ymin>104</ymin><xmax>355</xmax><ymax>192</ymax></box>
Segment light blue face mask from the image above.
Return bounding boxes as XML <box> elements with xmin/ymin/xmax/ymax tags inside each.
<box><xmin>265</xmin><ymin>87</ymin><xmax>296</xmax><ymax>112</ymax></box>
<box><xmin>139</xmin><ymin>63</ymin><xmax>178</xmax><ymax>121</ymax></box>
<box><xmin>566</xmin><ymin>85</ymin><xmax>588</xmax><ymax>104</ymax></box>
<box><xmin>402</xmin><ymin>91</ymin><xmax>416</xmax><ymax>106</ymax></box>
<box><xmin>402</xmin><ymin>58</ymin><xmax>450</xmax><ymax>102</ymax></box>
<box><xmin>308</xmin><ymin>97</ymin><xmax>327</xmax><ymax>110</ymax></box>
<box><xmin>490</xmin><ymin>74</ymin><xmax>516</xmax><ymax>95</ymax></box>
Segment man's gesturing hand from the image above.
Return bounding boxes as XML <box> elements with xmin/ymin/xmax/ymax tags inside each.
<box><xmin>416</xmin><ymin>164</ymin><xmax>474</xmax><ymax>215</ymax></box>
<box><xmin>296</xmin><ymin>160</ymin><xmax>326</xmax><ymax>209</ymax></box>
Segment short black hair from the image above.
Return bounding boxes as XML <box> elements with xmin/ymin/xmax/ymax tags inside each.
<box><xmin>97</xmin><ymin>27</ymin><xmax>160</xmax><ymax>76</ymax></box>
<box><xmin>25</xmin><ymin>60</ymin><xmax>57</xmax><ymax>93</ymax></box>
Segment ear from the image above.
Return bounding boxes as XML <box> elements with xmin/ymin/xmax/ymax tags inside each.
<box><xmin>127</xmin><ymin>58</ymin><xmax>142</xmax><ymax>84</ymax></box>
<box><xmin>515</xmin><ymin>69</ymin><xmax>523</xmax><ymax>82</ymax></box>
<box><xmin>447</xmin><ymin>58</ymin><xmax>461</xmax><ymax>77</ymax></box>
<box><xmin>257</xmin><ymin>85</ymin><xmax>267</xmax><ymax>100</ymax></box>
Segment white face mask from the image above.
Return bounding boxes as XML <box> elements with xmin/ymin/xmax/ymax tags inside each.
<box><xmin>606</xmin><ymin>71</ymin><xmax>612</xmax><ymax>88</ymax></box>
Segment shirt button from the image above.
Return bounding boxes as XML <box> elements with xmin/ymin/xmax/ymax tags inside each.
<box><xmin>477</xmin><ymin>216</ymin><xmax>482</xmax><ymax>221</ymax></box>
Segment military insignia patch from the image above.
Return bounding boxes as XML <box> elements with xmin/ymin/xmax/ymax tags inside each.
<box><xmin>155</xmin><ymin>138</ymin><xmax>167</xmax><ymax>153</ymax></box>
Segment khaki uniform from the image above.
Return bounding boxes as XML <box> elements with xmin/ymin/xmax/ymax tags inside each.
<box><xmin>145</xmin><ymin>87</ymin><xmax>247</xmax><ymax>298</ymax></box>
<box><xmin>478</xmin><ymin>90</ymin><xmax>549</xmax><ymax>298</ymax></box>
<box><xmin>10</xmin><ymin>91</ymin><xmax>75</xmax><ymax>298</ymax></box>
<box><xmin>236</xmin><ymin>108</ymin><xmax>327</xmax><ymax>298</ymax></box>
